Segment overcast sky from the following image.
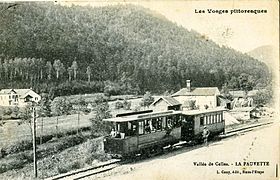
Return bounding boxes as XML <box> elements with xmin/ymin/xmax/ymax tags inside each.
<box><xmin>61</xmin><ymin>0</ymin><xmax>279</xmax><ymax>53</ymax></box>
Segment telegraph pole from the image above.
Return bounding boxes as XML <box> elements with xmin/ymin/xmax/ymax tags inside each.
<box><xmin>77</xmin><ymin>104</ymin><xmax>80</xmax><ymax>134</ymax></box>
<box><xmin>32</xmin><ymin>106</ymin><xmax>38</xmax><ymax>178</ymax></box>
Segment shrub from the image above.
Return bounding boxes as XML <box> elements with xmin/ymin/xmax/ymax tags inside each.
<box><xmin>0</xmin><ymin>151</ymin><xmax>33</xmax><ymax>173</ymax></box>
<box><xmin>82</xmin><ymin>138</ymin><xmax>110</xmax><ymax>164</ymax></box>
<box><xmin>2</xmin><ymin>140</ymin><xmax>33</xmax><ymax>156</ymax></box>
<box><xmin>57</xmin><ymin>161</ymin><xmax>81</xmax><ymax>174</ymax></box>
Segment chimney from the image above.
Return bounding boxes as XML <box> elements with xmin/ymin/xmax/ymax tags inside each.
<box><xmin>186</xmin><ymin>80</ymin><xmax>191</xmax><ymax>92</ymax></box>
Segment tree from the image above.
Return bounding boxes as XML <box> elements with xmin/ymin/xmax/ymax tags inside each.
<box><xmin>51</xmin><ymin>97</ymin><xmax>72</xmax><ymax>138</ymax></box>
<box><xmin>253</xmin><ymin>87</ymin><xmax>272</xmax><ymax>106</ymax></box>
<box><xmin>90</xmin><ymin>96</ymin><xmax>112</xmax><ymax>136</ymax></box>
<box><xmin>37</xmin><ymin>93</ymin><xmax>52</xmax><ymax>144</ymax></box>
<box><xmin>221</xmin><ymin>83</ymin><xmax>233</xmax><ymax>100</ymax></box>
<box><xmin>71</xmin><ymin>61</ymin><xmax>78</xmax><ymax>80</ymax></box>
<box><xmin>19</xmin><ymin>104</ymin><xmax>33</xmax><ymax>140</ymax></box>
<box><xmin>11</xmin><ymin>106</ymin><xmax>20</xmax><ymax>118</ymax></box>
<box><xmin>140</xmin><ymin>91</ymin><xmax>154</xmax><ymax>108</ymax></box>
<box><xmin>67</xmin><ymin>67</ymin><xmax>73</xmax><ymax>81</ymax></box>
<box><xmin>53</xmin><ymin>60</ymin><xmax>63</xmax><ymax>79</ymax></box>
<box><xmin>51</xmin><ymin>97</ymin><xmax>72</xmax><ymax>116</ymax></box>
<box><xmin>3</xmin><ymin>107</ymin><xmax>12</xmax><ymax>116</ymax></box>
<box><xmin>104</xmin><ymin>81</ymin><xmax>121</xmax><ymax>96</ymax></box>
<box><xmin>46</xmin><ymin>61</ymin><xmax>52</xmax><ymax>80</ymax></box>
<box><xmin>38</xmin><ymin>94</ymin><xmax>52</xmax><ymax>117</ymax></box>
<box><xmin>86</xmin><ymin>66</ymin><xmax>92</xmax><ymax>82</ymax></box>
<box><xmin>238</xmin><ymin>73</ymin><xmax>255</xmax><ymax>93</ymax></box>
<box><xmin>74</xmin><ymin>96</ymin><xmax>87</xmax><ymax>134</ymax></box>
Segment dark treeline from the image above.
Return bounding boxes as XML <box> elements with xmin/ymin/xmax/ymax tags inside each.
<box><xmin>0</xmin><ymin>2</ymin><xmax>270</xmax><ymax>97</ymax></box>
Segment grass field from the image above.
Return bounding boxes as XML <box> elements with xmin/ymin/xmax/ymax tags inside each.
<box><xmin>0</xmin><ymin>95</ymin><xmax>146</xmax><ymax>147</ymax></box>
<box><xmin>0</xmin><ymin>113</ymin><xmax>93</xmax><ymax>147</ymax></box>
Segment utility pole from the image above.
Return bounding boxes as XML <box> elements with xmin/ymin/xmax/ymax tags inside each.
<box><xmin>40</xmin><ymin>117</ymin><xmax>43</xmax><ymax>145</ymax></box>
<box><xmin>32</xmin><ymin>106</ymin><xmax>38</xmax><ymax>178</ymax></box>
<box><xmin>77</xmin><ymin>108</ymin><xmax>80</xmax><ymax>134</ymax></box>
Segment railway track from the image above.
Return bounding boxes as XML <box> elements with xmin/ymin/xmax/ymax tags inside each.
<box><xmin>45</xmin><ymin>159</ymin><xmax>122</xmax><ymax>180</ymax></box>
<box><xmin>221</xmin><ymin>121</ymin><xmax>274</xmax><ymax>138</ymax></box>
<box><xmin>46</xmin><ymin>120</ymin><xmax>274</xmax><ymax>180</ymax></box>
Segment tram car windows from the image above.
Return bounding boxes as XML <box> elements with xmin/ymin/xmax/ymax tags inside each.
<box><xmin>139</xmin><ymin>121</ymin><xmax>144</xmax><ymax>135</ymax></box>
<box><xmin>200</xmin><ymin>116</ymin><xmax>204</xmax><ymax>126</ymax></box>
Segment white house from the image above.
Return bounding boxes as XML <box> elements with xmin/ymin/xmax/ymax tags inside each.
<box><xmin>0</xmin><ymin>89</ymin><xmax>41</xmax><ymax>107</ymax></box>
<box><xmin>172</xmin><ymin>80</ymin><xmax>220</xmax><ymax>110</ymax></box>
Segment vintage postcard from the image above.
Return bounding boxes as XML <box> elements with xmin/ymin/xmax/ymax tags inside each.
<box><xmin>0</xmin><ymin>0</ymin><xmax>279</xmax><ymax>180</ymax></box>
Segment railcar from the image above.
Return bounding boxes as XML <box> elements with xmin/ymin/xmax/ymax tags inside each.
<box><xmin>103</xmin><ymin>108</ymin><xmax>226</xmax><ymax>158</ymax></box>
<box><xmin>180</xmin><ymin>108</ymin><xmax>225</xmax><ymax>142</ymax></box>
<box><xmin>103</xmin><ymin>111</ymin><xmax>182</xmax><ymax>158</ymax></box>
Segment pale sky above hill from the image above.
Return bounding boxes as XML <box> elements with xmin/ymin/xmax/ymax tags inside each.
<box><xmin>58</xmin><ymin>0</ymin><xmax>279</xmax><ymax>53</ymax></box>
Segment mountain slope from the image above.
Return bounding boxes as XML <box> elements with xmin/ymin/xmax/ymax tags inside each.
<box><xmin>0</xmin><ymin>2</ymin><xmax>270</xmax><ymax>95</ymax></box>
<box><xmin>247</xmin><ymin>45</ymin><xmax>275</xmax><ymax>71</ymax></box>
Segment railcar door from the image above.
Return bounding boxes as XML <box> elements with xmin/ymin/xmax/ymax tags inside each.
<box><xmin>181</xmin><ymin>115</ymin><xmax>194</xmax><ymax>141</ymax></box>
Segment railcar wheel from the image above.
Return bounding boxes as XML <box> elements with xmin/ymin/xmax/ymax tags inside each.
<box><xmin>155</xmin><ymin>146</ymin><xmax>164</xmax><ymax>155</ymax></box>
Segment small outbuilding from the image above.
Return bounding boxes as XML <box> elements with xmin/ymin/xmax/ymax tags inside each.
<box><xmin>151</xmin><ymin>96</ymin><xmax>181</xmax><ymax>112</ymax></box>
<box><xmin>217</xmin><ymin>95</ymin><xmax>231</xmax><ymax>109</ymax></box>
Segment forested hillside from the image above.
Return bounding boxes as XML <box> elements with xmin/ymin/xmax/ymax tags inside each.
<box><xmin>247</xmin><ymin>45</ymin><xmax>274</xmax><ymax>72</ymax></box>
<box><xmin>0</xmin><ymin>2</ymin><xmax>270</xmax><ymax>97</ymax></box>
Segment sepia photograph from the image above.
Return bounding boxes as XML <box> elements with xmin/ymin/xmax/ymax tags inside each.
<box><xmin>0</xmin><ymin>0</ymin><xmax>279</xmax><ymax>179</ymax></box>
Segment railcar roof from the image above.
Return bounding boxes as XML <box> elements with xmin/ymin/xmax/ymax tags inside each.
<box><xmin>181</xmin><ymin>107</ymin><xmax>227</xmax><ymax>115</ymax></box>
<box><xmin>103</xmin><ymin>110</ymin><xmax>181</xmax><ymax>122</ymax></box>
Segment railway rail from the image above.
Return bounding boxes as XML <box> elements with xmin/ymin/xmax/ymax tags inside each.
<box><xmin>46</xmin><ymin>120</ymin><xmax>274</xmax><ymax>180</ymax></box>
<box><xmin>45</xmin><ymin>159</ymin><xmax>122</xmax><ymax>180</ymax></box>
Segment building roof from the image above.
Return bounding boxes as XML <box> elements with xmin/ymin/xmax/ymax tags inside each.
<box><xmin>152</xmin><ymin>96</ymin><xmax>181</xmax><ymax>106</ymax></box>
<box><xmin>229</xmin><ymin>90</ymin><xmax>246</xmax><ymax>97</ymax></box>
<box><xmin>229</xmin><ymin>90</ymin><xmax>259</xmax><ymax>98</ymax></box>
<box><xmin>0</xmin><ymin>89</ymin><xmax>39</xmax><ymax>98</ymax></box>
<box><xmin>181</xmin><ymin>107</ymin><xmax>227</xmax><ymax>116</ymax></box>
<box><xmin>217</xmin><ymin>96</ymin><xmax>232</xmax><ymax>103</ymax></box>
<box><xmin>0</xmin><ymin>89</ymin><xmax>15</xmax><ymax>94</ymax></box>
<box><xmin>172</xmin><ymin>87</ymin><xmax>219</xmax><ymax>97</ymax></box>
